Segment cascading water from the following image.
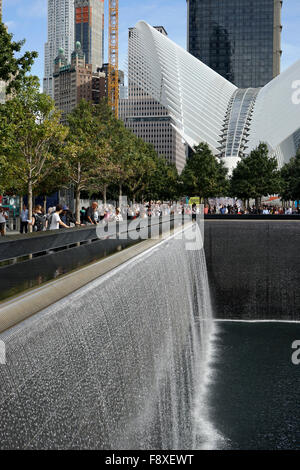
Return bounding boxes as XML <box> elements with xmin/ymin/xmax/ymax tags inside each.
<box><xmin>0</xmin><ymin>224</ymin><xmax>220</xmax><ymax>449</ymax></box>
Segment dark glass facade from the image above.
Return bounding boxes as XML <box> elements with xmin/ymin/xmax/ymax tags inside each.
<box><xmin>75</xmin><ymin>22</ymin><xmax>92</xmax><ymax>64</ymax></box>
<box><xmin>187</xmin><ymin>0</ymin><xmax>282</xmax><ymax>88</ymax></box>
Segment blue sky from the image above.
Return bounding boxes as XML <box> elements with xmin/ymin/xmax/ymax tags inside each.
<box><xmin>3</xmin><ymin>0</ymin><xmax>300</xmax><ymax>84</ymax></box>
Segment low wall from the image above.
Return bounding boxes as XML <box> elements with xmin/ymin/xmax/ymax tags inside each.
<box><xmin>0</xmin><ymin>217</ymin><xmax>181</xmax><ymax>302</ymax></box>
<box><xmin>204</xmin><ymin>220</ymin><xmax>300</xmax><ymax>320</ymax></box>
<box><xmin>0</xmin><ymin>218</ymin><xmax>172</xmax><ymax>262</ymax></box>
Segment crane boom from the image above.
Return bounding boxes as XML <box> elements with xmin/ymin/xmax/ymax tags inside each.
<box><xmin>108</xmin><ymin>0</ymin><xmax>119</xmax><ymax>118</ymax></box>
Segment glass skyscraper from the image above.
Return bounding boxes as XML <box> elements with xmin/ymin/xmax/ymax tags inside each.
<box><xmin>187</xmin><ymin>0</ymin><xmax>283</xmax><ymax>88</ymax></box>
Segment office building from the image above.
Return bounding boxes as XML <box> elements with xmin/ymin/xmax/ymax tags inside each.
<box><xmin>100</xmin><ymin>64</ymin><xmax>128</xmax><ymax>100</ymax></box>
<box><xmin>53</xmin><ymin>42</ymin><xmax>105</xmax><ymax>123</ymax></box>
<box><xmin>120</xmin><ymin>26</ymin><xmax>186</xmax><ymax>173</ymax></box>
<box><xmin>44</xmin><ymin>0</ymin><xmax>75</xmax><ymax>98</ymax></box>
<box><xmin>74</xmin><ymin>0</ymin><xmax>104</xmax><ymax>72</ymax></box>
<box><xmin>187</xmin><ymin>0</ymin><xmax>283</xmax><ymax>88</ymax></box>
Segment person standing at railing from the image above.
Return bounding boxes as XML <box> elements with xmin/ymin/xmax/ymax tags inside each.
<box><xmin>0</xmin><ymin>206</ymin><xmax>8</xmax><ymax>236</ymax></box>
<box><xmin>60</xmin><ymin>206</ymin><xmax>84</xmax><ymax>228</ymax></box>
<box><xmin>49</xmin><ymin>205</ymin><xmax>70</xmax><ymax>230</ymax></box>
<box><xmin>28</xmin><ymin>206</ymin><xmax>46</xmax><ymax>232</ymax></box>
<box><xmin>85</xmin><ymin>202</ymin><xmax>99</xmax><ymax>225</ymax></box>
<box><xmin>20</xmin><ymin>204</ymin><xmax>29</xmax><ymax>234</ymax></box>
<box><xmin>113</xmin><ymin>208</ymin><xmax>123</xmax><ymax>222</ymax></box>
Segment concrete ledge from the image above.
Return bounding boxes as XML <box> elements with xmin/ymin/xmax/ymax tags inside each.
<box><xmin>0</xmin><ymin>217</ymin><xmax>176</xmax><ymax>262</ymax></box>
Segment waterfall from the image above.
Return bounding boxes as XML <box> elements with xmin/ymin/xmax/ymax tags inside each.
<box><xmin>0</xmin><ymin>224</ymin><xmax>220</xmax><ymax>449</ymax></box>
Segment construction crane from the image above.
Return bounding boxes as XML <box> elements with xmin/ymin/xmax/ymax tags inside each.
<box><xmin>108</xmin><ymin>0</ymin><xmax>119</xmax><ymax>118</ymax></box>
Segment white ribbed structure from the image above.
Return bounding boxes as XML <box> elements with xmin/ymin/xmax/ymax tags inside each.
<box><xmin>129</xmin><ymin>21</ymin><xmax>300</xmax><ymax>170</ymax></box>
<box><xmin>128</xmin><ymin>21</ymin><xmax>237</xmax><ymax>156</ymax></box>
<box><xmin>44</xmin><ymin>0</ymin><xmax>75</xmax><ymax>98</ymax></box>
<box><xmin>248</xmin><ymin>60</ymin><xmax>300</xmax><ymax>166</ymax></box>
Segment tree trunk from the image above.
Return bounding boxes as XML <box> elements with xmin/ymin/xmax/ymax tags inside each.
<box><xmin>103</xmin><ymin>184</ymin><xmax>107</xmax><ymax>206</ymax></box>
<box><xmin>28</xmin><ymin>182</ymin><xmax>33</xmax><ymax>233</ymax></box>
<box><xmin>43</xmin><ymin>195</ymin><xmax>47</xmax><ymax>214</ymax></box>
<box><xmin>119</xmin><ymin>184</ymin><xmax>122</xmax><ymax>208</ymax></box>
<box><xmin>75</xmin><ymin>187</ymin><xmax>81</xmax><ymax>224</ymax></box>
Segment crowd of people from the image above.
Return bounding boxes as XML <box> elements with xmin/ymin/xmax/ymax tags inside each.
<box><xmin>204</xmin><ymin>203</ymin><xmax>298</xmax><ymax>215</ymax></box>
<box><xmin>0</xmin><ymin>199</ymin><xmax>299</xmax><ymax>237</ymax></box>
<box><xmin>15</xmin><ymin>202</ymin><xmax>197</xmax><ymax>234</ymax></box>
<box><xmin>19</xmin><ymin>204</ymin><xmax>75</xmax><ymax>233</ymax></box>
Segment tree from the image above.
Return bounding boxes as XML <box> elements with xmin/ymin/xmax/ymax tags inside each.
<box><xmin>0</xmin><ymin>21</ymin><xmax>38</xmax><ymax>93</ymax></box>
<box><xmin>34</xmin><ymin>146</ymin><xmax>69</xmax><ymax>212</ymax></box>
<box><xmin>181</xmin><ymin>142</ymin><xmax>228</xmax><ymax>201</ymax></box>
<box><xmin>0</xmin><ymin>76</ymin><xmax>67</xmax><ymax>227</ymax></box>
<box><xmin>108</xmin><ymin>122</ymin><xmax>137</xmax><ymax>203</ymax></box>
<box><xmin>64</xmin><ymin>100</ymin><xmax>114</xmax><ymax>222</ymax></box>
<box><xmin>87</xmin><ymin>101</ymin><xmax>125</xmax><ymax>205</ymax></box>
<box><xmin>123</xmin><ymin>139</ymin><xmax>158</xmax><ymax>203</ymax></box>
<box><xmin>281</xmin><ymin>150</ymin><xmax>300</xmax><ymax>205</ymax></box>
<box><xmin>230</xmin><ymin>143</ymin><xmax>282</xmax><ymax>206</ymax></box>
<box><xmin>145</xmin><ymin>156</ymin><xmax>181</xmax><ymax>201</ymax></box>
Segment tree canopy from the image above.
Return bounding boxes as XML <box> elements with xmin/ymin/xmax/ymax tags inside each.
<box><xmin>0</xmin><ymin>21</ymin><xmax>38</xmax><ymax>93</ymax></box>
<box><xmin>63</xmin><ymin>100</ymin><xmax>117</xmax><ymax>221</ymax></box>
<box><xmin>181</xmin><ymin>142</ymin><xmax>228</xmax><ymax>201</ymax></box>
<box><xmin>280</xmin><ymin>150</ymin><xmax>300</xmax><ymax>203</ymax></box>
<box><xmin>230</xmin><ymin>143</ymin><xmax>282</xmax><ymax>204</ymax></box>
<box><xmin>0</xmin><ymin>76</ymin><xmax>67</xmax><ymax>223</ymax></box>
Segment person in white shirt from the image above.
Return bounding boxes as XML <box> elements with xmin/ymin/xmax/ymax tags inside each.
<box><xmin>49</xmin><ymin>205</ymin><xmax>70</xmax><ymax>230</ymax></box>
<box><xmin>0</xmin><ymin>206</ymin><xmax>8</xmax><ymax>236</ymax></box>
<box><xmin>20</xmin><ymin>204</ymin><xmax>29</xmax><ymax>234</ymax></box>
<box><xmin>114</xmin><ymin>208</ymin><xmax>123</xmax><ymax>222</ymax></box>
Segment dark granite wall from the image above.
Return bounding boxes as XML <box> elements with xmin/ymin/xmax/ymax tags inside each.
<box><xmin>204</xmin><ymin>220</ymin><xmax>300</xmax><ymax>320</ymax></box>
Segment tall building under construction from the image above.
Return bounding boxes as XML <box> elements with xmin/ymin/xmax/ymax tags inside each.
<box><xmin>74</xmin><ymin>0</ymin><xmax>105</xmax><ymax>71</ymax></box>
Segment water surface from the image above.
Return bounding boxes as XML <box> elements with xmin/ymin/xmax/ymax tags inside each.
<box><xmin>208</xmin><ymin>321</ymin><xmax>300</xmax><ymax>450</ymax></box>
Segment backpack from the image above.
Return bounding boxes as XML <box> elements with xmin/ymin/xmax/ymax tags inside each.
<box><xmin>82</xmin><ymin>208</ymin><xmax>89</xmax><ymax>223</ymax></box>
<box><xmin>34</xmin><ymin>213</ymin><xmax>45</xmax><ymax>232</ymax></box>
<box><xmin>46</xmin><ymin>212</ymin><xmax>54</xmax><ymax>230</ymax></box>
